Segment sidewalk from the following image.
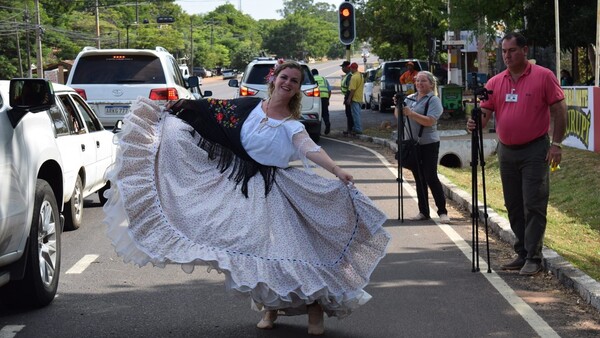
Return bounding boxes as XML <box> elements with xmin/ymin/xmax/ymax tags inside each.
<box><xmin>329</xmin><ymin>128</ymin><xmax>600</xmax><ymax>314</ymax></box>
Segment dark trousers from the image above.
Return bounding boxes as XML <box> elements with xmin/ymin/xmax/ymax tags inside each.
<box><xmin>497</xmin><ymin>136</ymin><xmax>550</xmax><ymax>261</ymax></box>
<box><xmin>344</xmin><ymin>94</ymin><xmax>354</xmax><ymax>132</ymax></box>
<box><xmin>321</xmin><ymin>98</ymin><xmax>330</xmax><ymax>128</ymax></box>
<box><xmin>410</xmin><ymin>141</ymin><xmax>447</xmax><ymax>217</ymax></box>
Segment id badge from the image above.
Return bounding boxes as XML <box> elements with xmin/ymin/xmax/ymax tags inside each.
<box><xmin>505</xmin><ymin>93</ymin><xmax>518</xmax><ymax>102</ymax></box>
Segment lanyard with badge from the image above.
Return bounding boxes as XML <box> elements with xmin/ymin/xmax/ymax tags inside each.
<box><xmin>505</xmin><ymin>89</ymin><xmax>518</xmax><ymax>102</ymax></box>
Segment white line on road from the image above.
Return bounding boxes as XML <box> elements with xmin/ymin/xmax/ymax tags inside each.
<box><xmin>0</xmin><ymin>325</ymin><xmax>25</xmax><ymax>338</ymax></box>
<box><xmin>65</xmin><ymin>254</ymin><xmax>99</xmax><ymax>274</ymax></box>
<box><xmin>328</xmin><ymin>138</ymin><xmax>560</xmax><ymax>338</ymax></box>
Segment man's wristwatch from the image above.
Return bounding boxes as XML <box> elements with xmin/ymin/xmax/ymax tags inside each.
<box><xmin>551</xmin><ymin>141</ymin><xmax>562</xmax><ymax>148</ymax></box>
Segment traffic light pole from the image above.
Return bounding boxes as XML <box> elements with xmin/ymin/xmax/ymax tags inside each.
<box><xmin>346</xmin><ymin>45</ymin><xmax>351</xmax><ymax>62</ymax></box>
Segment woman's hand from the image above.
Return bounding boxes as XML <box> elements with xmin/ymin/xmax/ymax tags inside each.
<box><xmin>333</xmin><ymin>166</ymin><xmax>353</xmax><ymax>184</ymax></box>
<box><xmin>402</xmin><ymin>106</ymin><xmax>412</xmax><ymax>117</ymax></box>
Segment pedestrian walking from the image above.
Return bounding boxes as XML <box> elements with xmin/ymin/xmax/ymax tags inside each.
<box><xmin>103</xmin><ymin>60</ymin><xmax>390</xmax><ymax>335</ymax></box>
<box><xmin>467</xmin><ymin>32</ymin><xmax>567</xmax><ymax>276</ymax></box>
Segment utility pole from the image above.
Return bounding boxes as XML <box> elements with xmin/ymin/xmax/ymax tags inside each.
<box><xmin>35</xmin><ymin>0</ymin><xmax>43</xmax><ymax>79</ymax></box>
<box><xmin>15</xmin><ymin>19</ymin><xmax>23</xmax><ymax>77</ymax></box>
<box><xmin>96</xmin><ymin>0</ymin><xmax>101</xmax><ymax>48</ymax></box>
<box><xmin>24</xmin><ymin>5</ymin><xmax>32</xmax><ymax>78</ymax></box>
<box><xmin>190</xmin><ymin>17</ymin><xmax>194</xmax><ymax>69</ymax></box>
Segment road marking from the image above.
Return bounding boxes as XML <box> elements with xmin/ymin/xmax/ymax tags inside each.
<box><xmin>0</xmin><ymin>325</ymin><xmax>25</xmax><ymax>338</ymax></box>
<box><xmin>65</xmin><ymin>254</ymin><xmax>99</xmax><ymax>274</ymax></box>
<box><xmin>328</xmin><ymin>138</ymin><xmax>560</xmax><ymax>338</ymax></box>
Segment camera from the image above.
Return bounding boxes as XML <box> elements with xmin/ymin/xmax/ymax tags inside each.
<box><xmin>394</xmin><ymin>91</ymin><xmax>407</xmax><ymax>107</ymax></box>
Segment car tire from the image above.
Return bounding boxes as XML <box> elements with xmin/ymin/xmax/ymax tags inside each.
<box><xmin>98</xmin><ymin>181</ymin><xmax>110</xmax><ymax>206</ymax></box>
<box><xmin>0</xmin><ymin>179</ymin><xmax>61</xmax><ymax>307</ymax></box>
<box><xmin>375</xmin><ymin>95</ymin><xmax>382</xmax><ymax>112</ymax></box>
<box><xmin>64</xmin><ymin>175</ymin><xmax>83</xmax><ymax>231</ymax></box>
<box><xmin>369</xmin><ymin>96</ymin><xmax>378</xmax><ymax>111</ymax></box>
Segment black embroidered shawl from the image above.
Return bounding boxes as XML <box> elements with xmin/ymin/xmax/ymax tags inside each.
<box><xmin>169</xmin><ymin>97</ymin><xmax>276</xmax><ymax>198</ymax></box>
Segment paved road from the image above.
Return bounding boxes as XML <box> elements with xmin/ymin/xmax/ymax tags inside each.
<box><xmin>2</xmin><ymin>121</ymin><xmax>599</xmax><ymax>336</ymax></box>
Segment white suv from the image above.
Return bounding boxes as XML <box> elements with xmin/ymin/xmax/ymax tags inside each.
<box><xmin>0</xmin><ymin>79</ymin><xmax>117</xmax><ymax>307</ymax></box>
<box><xmin>228</xmin><ymin>58</ymin><xmax>322</xmax><ymax>142</ymax></box>
<box><xmin>67</xmin><ymin>46</ymin><xmax>197</xmax><ymax>126</ymax></box>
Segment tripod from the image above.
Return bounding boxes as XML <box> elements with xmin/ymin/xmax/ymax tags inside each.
<box><xmin>470</xmin><ymin>86</ymin><xmax>492</xmax><ymax>273</ymax></box>
<box><xmin>395</xmin><ymin>88</ymin><xmax>407</xmax><ymax>222</ymax></box>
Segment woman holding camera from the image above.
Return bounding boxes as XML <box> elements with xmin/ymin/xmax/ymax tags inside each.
<box><xmin>394</xmin><ymin>71</ymin><xmax>449</xmax><ymax>222</ymax></box>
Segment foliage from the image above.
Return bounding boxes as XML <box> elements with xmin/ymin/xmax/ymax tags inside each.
<box><xmin>356</xmin><ymin>0</ymin><xmax>447</xmax><ymax>61</ymax></box>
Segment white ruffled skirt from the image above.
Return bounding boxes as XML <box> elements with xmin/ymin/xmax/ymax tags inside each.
<box><xmin>103</xmin><ymin>98</ymin><xmax>390</xmax><ymax>318</ymax></box>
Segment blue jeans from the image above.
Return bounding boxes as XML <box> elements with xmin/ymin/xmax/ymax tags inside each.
<box><xmin>350</xmin><ymin>102</ymin><xmax>362</xmax><ymax>133</ymax></box>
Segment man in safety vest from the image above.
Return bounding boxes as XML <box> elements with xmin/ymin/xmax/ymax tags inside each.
<box><xmin>340</xmin><ymin>60</ymin><xmax>354</xmax><ymax>135</ymax></box>
<box><xmin>311</xmin><ymin>68</ymin><xmax>332</xmax><ymax>134</ymax></box>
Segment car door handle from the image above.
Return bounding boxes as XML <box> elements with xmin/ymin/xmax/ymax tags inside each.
<box><xmin>81</xmin><ymin>144</ymin><xmax>86</xmax><ymax>152</ymax></box>
<box><xmin>96</xmin><ymin>141</ymin><xmax>100</xmax><ymax>148</ymax></box>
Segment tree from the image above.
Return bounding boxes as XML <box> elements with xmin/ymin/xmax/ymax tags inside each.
<box><xmin>356</xmin><ymin>0</ymin><xmax>447</xmax><ymax>60</ymax></box>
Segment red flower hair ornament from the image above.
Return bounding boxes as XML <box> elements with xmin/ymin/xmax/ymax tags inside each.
<box><xmin>265</xmin><ymin>58</ymin><xmax>285</xmax><ymax>83</ymax></box>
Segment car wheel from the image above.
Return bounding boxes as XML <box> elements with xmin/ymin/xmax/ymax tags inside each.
<box><xmin>0</xmin><ymin>180</ymin><xmax>61</xmax><ymax>307</ymax></box>
<box><xmin>375</xmin><ymin>95</ymin><xmax>382</xmax><ymax>111</ymax></box>
<box><xmin>98</xmin><ymin>181</ymin><xmax>110</xmax><ymax>206</ymax></box>
<box><xmin>369</xmin><ymin>96</ymin><xmax>377</xmax><ymax>111</ymax></box>
<box><xmin>64</xmin><ymin>175</ymin><xmax>83</xmax><ymax>231</ymax></box>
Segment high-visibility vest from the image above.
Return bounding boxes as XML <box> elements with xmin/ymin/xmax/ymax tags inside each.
<box><xmin>313</xmin><ymin>75</ymin><xmax>330</xmax><ymax>99</ymax></box>
<box><xmin>341</xmin><ymin>73</ymin><xmax>352</xmax><ymax>95</ymax></box>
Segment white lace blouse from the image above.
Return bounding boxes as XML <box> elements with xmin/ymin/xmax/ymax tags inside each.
<box><xmin>240</xmin><ymin>102</ymin><xmax>321</xmax><ymax>168</ymax></box>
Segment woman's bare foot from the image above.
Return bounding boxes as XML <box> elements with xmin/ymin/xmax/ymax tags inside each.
<box><xmin>307</xmin><ymin>303</ymin><xmax>325</xmax><ymax>335</ymax></box>
<box><xmin>256</xmin><ymin>310</ymin><xmax>278</xmax><ymax>329</ymax></box>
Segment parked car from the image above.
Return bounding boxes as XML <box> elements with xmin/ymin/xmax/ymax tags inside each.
<box><xmin>363</xmin><ymin>67</ymin><xmax>378</xmax><ymax>109</ymax></box>
<box><xmin>67</xmin><ymin>46</ymin><xmax>198</xmax><ymax>127</ymax></box>
<box><xmin>227</xmin><ymin>57</ymin><xmax>322</xmax><ymax>142</ymax></box>
<box><xmin>193</xmin><ymin>66</ymin><xmax>209</xmax><ymax>78</ymax></box>
<box><xmin>222</xmin><ymin>69</ymin><xmax>237</xmax><ymax>79</ymax></box>
<box><xmin>370</xmin><ymin>59</ymin><xmax>429</xmax><ymax>111</ymax></box>
<box><xmin>179</xmin><ymin>64</ymin><xmax>191</xmax><ymax>79</ymax></box>
<box><xmin>0</xmin><ymin>79</ymin><xmax>118</xmax><ymax>307</ymax></box>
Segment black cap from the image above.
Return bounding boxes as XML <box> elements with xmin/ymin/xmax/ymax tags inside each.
<box><xmin>340</xmin><ymin>61</ymin><xmax>350</xmax><ymax>67</ymax></box>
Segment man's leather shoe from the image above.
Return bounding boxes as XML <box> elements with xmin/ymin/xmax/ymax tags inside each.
<box><xmin>519</xmin><ymin>260</ymin><xmax>542</xmax><ymax>275</ymax></box>
<box><xmin>324</xmin><ymin>125</ymin><xmax>330</xmax><ymax>135</ymax></box>
<box><xmin>501</xmin><ymin>256</ymin><xmax>525</xmax><ymax>270</ymax></box>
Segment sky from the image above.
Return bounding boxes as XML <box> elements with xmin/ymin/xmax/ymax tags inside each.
<box><xmin>175</xmin><ymin>0</ymin><xmax>343</xmax><ymax>20</ymax></box>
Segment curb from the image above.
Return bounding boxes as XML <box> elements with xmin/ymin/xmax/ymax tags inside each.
<box><xmin>350</xmin><ymin>132</ymin><xmax>600</xmax><ymax>314</ymax></box>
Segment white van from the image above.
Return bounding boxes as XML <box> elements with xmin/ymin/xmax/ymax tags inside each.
<box><xmin>67</xmin><ymin>46</ymin><xmax>197</xmax><ymax>126</ymax></box>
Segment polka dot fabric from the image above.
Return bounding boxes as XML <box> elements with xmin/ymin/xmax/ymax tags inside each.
<box><xmin>103</xmin><ymin>97</ymin><xmax>390</xmax><ymax>318</ymax></box>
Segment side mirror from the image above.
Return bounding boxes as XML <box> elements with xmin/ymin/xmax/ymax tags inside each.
<box><xmin>187</xmin><ymin>75</ymin><xmax>200</xmax><ymax>88</ymax></box>
<box><xmin>8</xmin><ymin>78</ymin><xmax>56</xmax><ymax>128</ymax></box>
<box><xmin>9</xmin><ymin>78</ymin><xmax>55</xmax><ymax>110</ymax></box>
<box><xmin>228</xmin><ymin>79</ymin><xmax>239</xmax><ymax>88</ymax></box>
<box><xmin>113</xmin><ymin>120</ymin><xmax>123</xmax><ymax>133</ymax></box>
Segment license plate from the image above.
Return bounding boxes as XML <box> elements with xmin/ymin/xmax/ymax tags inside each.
<box><xmin>105</xmin><ymin>105</ymin><xmax>130</xmax><ymax>115</ymax></box>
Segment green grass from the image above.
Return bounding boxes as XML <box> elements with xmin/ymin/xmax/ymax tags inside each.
<box><xmin>361</xmin><ymin>124</ymin><xmax>600</xmax><ymax>281</ymax></box>
<box><xmin>438</xmin><ymin>147</ymin><xmax>600</xmax><ymax>281</ymax></box>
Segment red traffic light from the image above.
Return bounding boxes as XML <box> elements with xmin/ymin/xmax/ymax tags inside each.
<box><xmin>338</xmin><ymin>2</ymin><xmax>356</xmax><ymax>45</ymax></box>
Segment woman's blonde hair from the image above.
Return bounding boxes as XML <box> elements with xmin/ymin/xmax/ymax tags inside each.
<box><xmin>417</xmin><ymin>70</ymin><xmax>438</xmax><ymax>96</ymax></box>
<box><xmin>267</xmin><ymin>60</ymin><xmax>304</xmax><ymax>119</ymax></box>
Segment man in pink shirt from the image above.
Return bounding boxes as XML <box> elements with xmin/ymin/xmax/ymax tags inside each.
<box><xmin>468</xmin><ymin>32</ymin><xmax>567</xmax><ymax>276</ymax></box>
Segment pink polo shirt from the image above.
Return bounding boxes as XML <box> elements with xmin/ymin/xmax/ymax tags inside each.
<box><xmin>480</xmin><ymin>63</ymin><xmax>564</xmax><ymax>145</ymax></box>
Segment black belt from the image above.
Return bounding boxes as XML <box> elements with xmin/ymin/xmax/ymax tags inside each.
<box><xmin>501</xmin><ymin>135</ymin><xmax>548</xmax><ymax>150</ymax></box>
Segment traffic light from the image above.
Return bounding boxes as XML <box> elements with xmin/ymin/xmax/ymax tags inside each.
<box><xmin>338</xmin><ymin>2</ymin><xmax>356</xmax><ymax>45</ymax></box>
